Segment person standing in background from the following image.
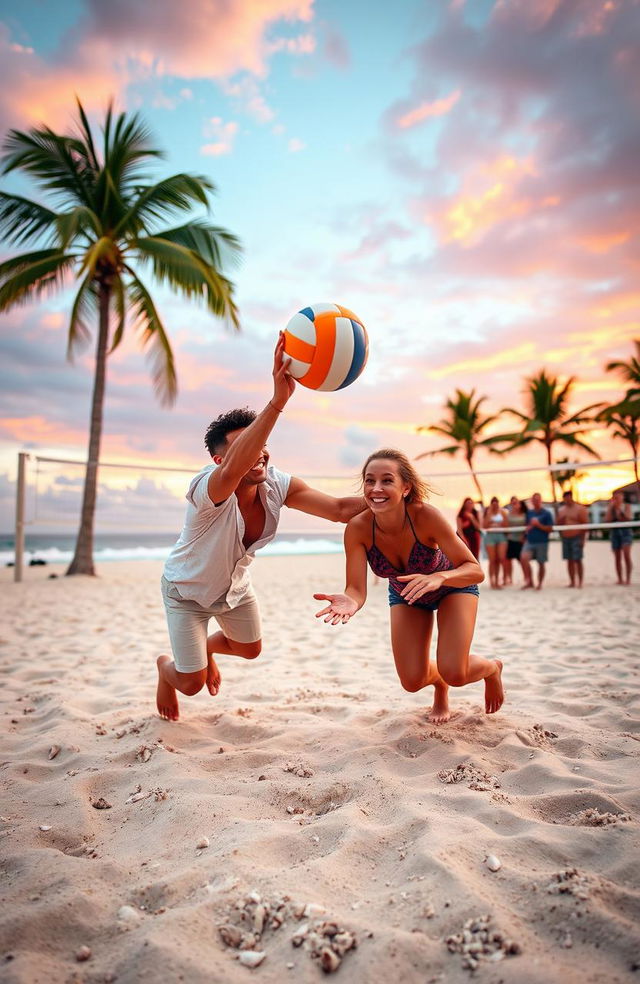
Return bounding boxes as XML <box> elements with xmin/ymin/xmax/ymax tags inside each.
<box><xmin>483</xmin><ymin>497</ymin><xmax>508</xmax><ymax>589</ymax></box>
<box><xmin>557</xmin><ymin>490</ymin><xmax>589</xmax><ymax>588</ymax></box>
<box><xmin>505</xmin><ymin>496</ymin><xmax>527</xmax><ymax>586</ymax></box>
<box><xmin>521</xmin><ymin>493</ymin><xmax>554</xmax><ymax>590</ymax></box>
<box><xmin>457</xmin><ymin>497</ymin><xmax>482</xmax><ymax>560</ymax></box>
<box><xmin>604</xmin><ymin>490</ymin><xmax>634</xmax><ymax>585</ymax></box>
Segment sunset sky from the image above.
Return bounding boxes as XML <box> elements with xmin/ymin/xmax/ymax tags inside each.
<box><xmin>1</xmin><ymin>0</ymin><xmax>638</xmax><ymax>533</ymax></box>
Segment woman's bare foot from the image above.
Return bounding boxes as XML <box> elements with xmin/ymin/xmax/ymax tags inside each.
<box><xmin>156</xmin><ymin>654</ymin><xmax>180</xmax><ymax>721</ymax></box>
<box><xmin>484</xmin><ymin>659</ymin><xmax>504</xmax><ymax>714</ymax></box>
<box><xmin>207</xmin><ymin>655</ymin><xmax>222</xmax><ymax>696</ymax></box>
<box><xmin>428</xmin><ymin>683</ymin><xmax>451</xmax><ymax>725</ymax></box>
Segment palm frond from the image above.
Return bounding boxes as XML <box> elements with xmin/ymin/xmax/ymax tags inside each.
<box><xmin>145</xmin><ymin>219</ymin><xmax>241</xmax><ymax>269</ymax></box>
<box><xmin>114</xmin><ymin>176</ymin><xmax>216</xmax><ymax>237</ymax></box>
<box><xmin>489</xmin><ymin>433</ymin><xmax>535</xmax><ymax>454</ymax></box>
<box><xmin>0</xmin><ymin>193</ymin><xmax>59</xmax><ymax>246</ymax></box>
<box><xmin>104</xmin><ymin>109</ymin><xmax>162</xmax><ymax>192</ymax></box>
<box><xmin>2</xmin><ymin>127</ymin><xmax>94</xmax><ymax>207</ymax></box>
<box><xmin>68</xmin><ymin>274</ymin><xmax>98</xmax><ymax>358</ymax></box>
<box><xmin>109</xmin><ymin>275</ymin><xmax>126</xmax><ymax>353</ymax></box>
<box><xmin>415</xmin><ymin>445</ymin><xmax>460</xmax><ymax>460</ymax></box>
<box><xmin>0</xmin><ymin>251</ymin><xmax>76</xmax><ymax>310</ymax></box>
<box><xmin>559</xmin><ymin>403</ymin><xmax>604</xmax><ymax>427</ymax></box>
<box><xmin>554</xmin><ymin>433</ymin><xmax>600</xmax><ymax>458</ymax></box>
<box><xmin>56</xmin><ymin>206</ymin><xmax>102</xmax><ymax>250</ymax></box>
<box><xmin>500</xmin><ymin>406</ymin><xmax>528</xmax><ymax>421</ymax></box>
<box><xmin>126</xmin><ymin>271</ymin><xmax>177</xmax><ymax>406</ymax></box>
<box><xmin>0</xmin><ymin>248</ymin><xmax>64</xmax><ymax>281</ymax></box>
<box><xmin>74</xmin><ymin>98</ymin><xmax>100</xmax><ymax>174</ymax></box>
<box><xmin>134</xmin><ymin>235</ymin><xmax>240</xmax><ymax>327</ymax></box>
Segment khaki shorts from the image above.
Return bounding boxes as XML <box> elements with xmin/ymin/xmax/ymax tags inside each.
<box><xmin>161</xmin><ymin>576</ymin><xmax>262</xmax><ymax>673</ymax></box>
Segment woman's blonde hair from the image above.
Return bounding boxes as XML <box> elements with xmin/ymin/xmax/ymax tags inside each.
<box><xmin>361</xmin><ymin>448</ymin><xmax>431</xmax><ymax>503</ymax></box>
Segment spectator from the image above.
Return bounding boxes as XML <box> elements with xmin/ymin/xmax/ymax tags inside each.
<box><xmin>557</xmin><ymin>490</ymin><xmax>589</xmax><ymax>588</ymax></box>
<box><xmin>521</xmin><ymin>493</ymin><xmax>554</xmax><ymax>590</ymax></box>
<box><xmin>456</xmin><ymin>497</ymin><xmax>482</xmax><ymax>560</ymax></box>
<box><xmin>604</xmin><ymin>490</ymin><xmax>634</xmax><ymax>585</ymax></box>
<box><xmin>505</xmin><ymin>496</ymin><xmax>527</xmax><ymax>586</ymax></box>
<box><xmin>483</xmin><ymin>496</ymin><xmax>508</xmax><ymax>589</ymax></box>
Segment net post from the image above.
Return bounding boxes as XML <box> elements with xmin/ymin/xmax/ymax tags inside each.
<box><xmin>15</xmin><ymin>452</ymin><xmax>28</xmax><ymax>583</ymax></box>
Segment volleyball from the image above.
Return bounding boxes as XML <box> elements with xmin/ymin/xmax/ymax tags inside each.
<box><xmin>283</xmin><ymin>303</ymin><xmax>368</xmax><ymax>391</ymax></box>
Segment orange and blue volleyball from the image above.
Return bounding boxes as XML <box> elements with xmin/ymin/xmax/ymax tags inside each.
<box><xmin>283</xmin><ymin>303</ymin><xmax>368</xmax><ymax>391</ymax></box>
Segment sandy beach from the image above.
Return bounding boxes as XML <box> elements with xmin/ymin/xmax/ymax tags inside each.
<box><xmin>0</xmin><ymin>541</ymin><xmax>638</xmax><ymax>983</ymax></box>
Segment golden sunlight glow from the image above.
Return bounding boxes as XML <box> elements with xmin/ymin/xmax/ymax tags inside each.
<box><xmin>577</xmin><ymin>230</ymin><xmax>630</xmax><ymax>254</ymax></box>
<box><xmin>427</xmin><ymin>341</ymin><xmax>536</xmax><ymax>379</ymax></box>
<box><xmin>441</xmin><ymin>155</ymin><xmax>539</xmax><ymax>245</ymax></box>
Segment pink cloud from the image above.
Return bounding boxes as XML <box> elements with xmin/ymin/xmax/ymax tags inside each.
<box><xmin>0</xmin><ymin>1</ymin><xmax>316</xmax><ymax>132</ymax></box>
<box><xmin>396</xmin><ymin>89</ymin><xmax>461</xmax><ymax>129</ymax></box>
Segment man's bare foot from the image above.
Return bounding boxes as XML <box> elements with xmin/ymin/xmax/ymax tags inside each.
<box><xmin>207</xmin><ymin>655</ymin><xmax>222</xmax><ymax>696</ymax></box>
<box><xmin>428</xmin><ymin>684</ymin><xmax>451</xmax><ymax>725</ymax></box>
<box><xmin>521</xmin><ymin>583</ymin><xmax>533</xmax><ymax>590</ymax></box>
<box><xmin>485</xmin><ymin>659</ymin><xmax>504</xmax><ymax>714</ymax></box>
<box><xmin>156</xmin><ymin>654</ymin><xmax>179</xmax><ymax>721</ymax></box>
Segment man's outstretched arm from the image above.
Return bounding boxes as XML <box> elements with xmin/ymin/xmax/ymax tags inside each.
<box><xmin>208</xmin><ymin>334</ymin><xmax>294</xmax><ymax>504</ymax></box>
<box><xmin>285</xmin><ymin>477</ymin><xmax>366</xmax><ymax>523</ymax></box>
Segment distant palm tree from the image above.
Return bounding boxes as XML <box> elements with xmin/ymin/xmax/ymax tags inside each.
<box><xmin>416</xmin><ymin>388</ymin><xmax>500</xmax><ymax>502</ymax></box>
<box><xmin>606</xmin><ymin>339</ymin><xmax>640</xmax><ymax>401</ymax></box>
<box><xmin>554</xmin><ymin>457</ymin><xmax>588</xmax><ymax>496</ymax></box>
<box><xmin>597</xmin><ymin>401</ymin><xmax>639</xmax><ymax>484</ymax></box>
<box><xmin>495</xmin><ymin>370</ymin><xmax>602</xmax><ymax>503</ymax></box>
<box><xmin>0</xmin><ymin>99</ymin><xmax>241</xmax><ymax>576</ymax></box>
<box><xmin>602</xmin><ymin>340</ymin><xmax>640</xmax><ymax>484</ymax></box>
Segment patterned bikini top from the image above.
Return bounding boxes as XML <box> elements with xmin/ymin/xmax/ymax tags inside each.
<box><xmin>366</xmin><ymin>508</ymin><xmax>453</xmax><ymax>602</ymax></box>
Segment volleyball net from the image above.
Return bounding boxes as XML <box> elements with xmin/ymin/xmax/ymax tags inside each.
<box><xmin>9</xmin><ymin>450</ymin><xmax>640</xmax><ymax>580</ymax></box>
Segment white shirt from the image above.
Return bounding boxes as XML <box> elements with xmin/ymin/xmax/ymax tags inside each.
<box><xmin>163</xmin><ymin>464</ymin><xmax>291</xmax><ymax>607</ymax></box>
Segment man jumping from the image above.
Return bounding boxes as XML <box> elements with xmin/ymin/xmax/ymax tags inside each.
<box><xmin>156</xmin><ymin>335</ymin><xmax>365</xmax><ymax>720</ymax></box>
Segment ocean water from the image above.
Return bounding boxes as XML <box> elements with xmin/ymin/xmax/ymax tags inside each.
<box><xmin>1</xmin><ymin>531</ymin><xmax>344</xmax><ymax>567</ymax></box>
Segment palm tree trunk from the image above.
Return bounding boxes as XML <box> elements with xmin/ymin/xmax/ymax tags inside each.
<box><xmin>467</xmin><ymin>455</ymin><xmax>484</xmax><ymax>504</ymax></box>
<box><xmin>546</xmin><ymin>442</ymin><xmax>557</xmax><ymax>508</ymax></box>
<box><xmin>66</xmin><ymin>284</ymin><xmax>110</xmax><ymax>576</ymax></box>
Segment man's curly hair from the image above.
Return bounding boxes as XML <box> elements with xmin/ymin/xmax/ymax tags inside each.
<box><xmin>204</xmin><ymin>408</ymin><xmax>257</xmax><ymax>456</ymax></box>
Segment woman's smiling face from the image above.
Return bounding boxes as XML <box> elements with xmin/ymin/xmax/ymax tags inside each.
<box><xmin>363</xmin><ymin>459</ymin><xmax>410</xmax><ymax>513</ymax></box>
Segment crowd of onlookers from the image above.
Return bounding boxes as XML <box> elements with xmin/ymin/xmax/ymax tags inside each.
<box><xmin>456</xmin><ymin>489</ymin><xmax>635</xmax><ymax>589</ymax></box>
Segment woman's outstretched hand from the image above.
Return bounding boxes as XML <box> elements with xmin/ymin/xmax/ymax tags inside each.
<box><xmin>314</xmin><ymin>593</ymin><xmax>358</xmax><ymax>625</ymax></box>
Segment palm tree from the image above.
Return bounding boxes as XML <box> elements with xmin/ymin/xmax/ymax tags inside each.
<box><xmin>597</xmin><ymin>401</ymin><xmax>639</xmax><ymax>484</ymax></box>
<box><xmin>494</xmin><ymin>370</ymin><xmax>602</xmax><ymax>504</ymax></box>
<box><xmin>0</xmin><ymin>99</ymin><xmax>241</xmax><ymax>576</ymax></box>
<box><xmin>416</xmin><ymin>388</ymin><xmax>501</xmax><ymax>502</ymax></box>
<box><xmin>602</xmin><ymin>340</ymin><xmax>640</xmax><ymax>484</ymax></box>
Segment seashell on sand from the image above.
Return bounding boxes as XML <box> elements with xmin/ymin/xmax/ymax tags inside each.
<box><xmin>219</xmin><ymin>925</ymin><xmax>243</xmax><ymax>948</ymax></box>
<box><xmin>75</xmin><ymin>946</ymin><xmax>91</xmax><ymax>962</ymax></box>
<box><xmin>91</xmin><ymin>797</ymin><xmax>112</xmax><ymax>810</ymax></box>
<box><xmin>238</xmin><ymin>950</ymin><xmax>266</xmax><ymax>968</ymax></box>
<box><xmin>117</xmin><ymin>905</ymin><xmax>141</xmax><ymax>926</ymax></box>
<box><xmin>196</xmin><ymin>837</ymin><xmax>210</xmax><ymax>849</ymax></box>
<box><xmin>486</xmin><ymin>855</ymin><xmax>502</xmax><ymax>872</ymax></box>
<box><xmin>319</xmin><ymin>947</ymin><xmax>341</xmax><ymax>973</ymax></box>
